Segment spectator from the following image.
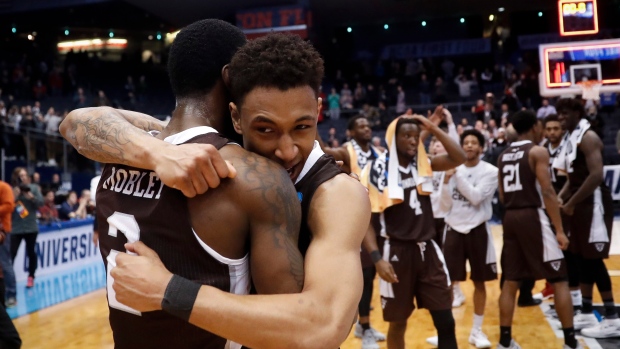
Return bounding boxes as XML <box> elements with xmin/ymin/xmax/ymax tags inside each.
<box><xmin>419</xmin><ymin>73</ymin><xmax>432</xmax><ymax>105</ymax></box>
<box><xmin>482</xmin><ymin>102</ymin><xmax>497</xmax><ymax>124</ymax></box>
<box><xmin>340</xmin><ymin>83</ymin><xmax>353</xmax><ymax>109</ymax></box>
<box><xmin>58</xmin><ymin>191</ymin><xmax>87</xmax><ymax>221</ymax></box>
<box><xmin>49</xmin><ymin>174</ymin><xmax>61</xmax><ymax>193</ymax></box>
<box><xmin>502</xmin><ymin>88</ymin><xmax>518</xmax><ymax>112</ymax></box>
<box><xmin>395</xmin><ymin>85</ymin><xmax>406</xmax><ymax>114</ymax></box>
<box><xmin>536</xmin><ymin>98</ymin><xmax>557</xmax><ymax>119</ymax></box>
<box><xmin>366</xmin><ymin>84</ymin><xmax>378</xmax><ymax>106</ymax></box>
<box><xmin>327</xmin><ymin>127</ymin><xmax>338</xmax><ymax>145</ymax></box>
<box><xmin>93</xmin><ymin>90</ymin><xmax>111</xmax><ymax>107</ymax></box>
<box><xmin>38</xmin><ymin>190</ymin><xmax>59</xmax><ymax>224</ymax></box>
<box><xmin>353</xmin><ymin>82</ymin><xmax>366</xmax><ymax>108</ymax></box>
<box><xmin>500</xmin><ymin>103</ymin><xmax>511</xmax><ymax>127</ymax></box>
<box><xmin>80</xmin><ymin>189</ymin><xmax>95</xmax><ymax>216</ymax></box>
<box><xmin>361</xmin><ymin>104</ymin><xmax>381</xmax><ymax>130</ymax></box>
<box><xmin>328</xmin><ymin>88</ymin><xmax>341</xmax><ymax>120</ymax></box>
<box><xmin>378</xmin><ymin>101</ymin><xmax>390</xmax><ymax>128</ymax></box>
<box><xmin>124</xmin><ymin>76</ymin><xmax>135</xmax><ymax>94</ymax></box>
<box><xmin>455</xmin><ymin>73</ymin><xmax>474</xmax><ymax>100</ymax></box>
<box><xmin>0</xmin><ymin>178</ymin><xmax>16</xmax><ymax>307</ymax></box>
<box><xmin>32</xmin><ymin>80</ymin><xmax>46</xmax><ymax>100</ymax></box>
<box><xmin>10</xmin><ymin>167</ymin><xmax>43</xmax><ymax>289</ymax></box>
<box><xmin>372</xmin><ymin>136</ymin><xmax>386</xmax><ymax>152</ymax></box>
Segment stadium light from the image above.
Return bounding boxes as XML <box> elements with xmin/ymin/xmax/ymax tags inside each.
<box><xmin>11</xmin><ymin>27</ymin><xmax>16</xmax><ymax>33</ymax></box>
<box><xmin>148</xmin><ymin>35</ymin><xmax>153</xmax><ymax>40</ymax></box>
<box><xmin>489</xmin><ymin>14</ymin><xmax>495</xmax><ymax>21</ymax></box>
<box><xmin>498</xmin><ymin>7</ymin><xmax>505</xmax><ymax>12</ymax></box>
<box><xmin>538</xmin><ymin>11</ymin><xmax>543</xmax><ymax>17</ymax></box>
<box><xmin>422</xmin><ymin>21</ymin><xmax>427</xmax><ymax>27</ymax></box>
<box><xmin>384</xmin><ymin>24</ymin><xmax>389</xmax><ymax>30</ymax></box>
<box><xmin>109</xmin><ymin>31</ymin><xmax>114</xmax><ymax>38</ymax></box>
<box><xmin>156</xmin><ymin>32</ymin><xmax>162</xmax><ymax>40</ymax></box>
<box><xmin>64</xmin><ymin>29</ymin><xmax>69</xmax><ymax>36</ymax></box>
<box><xmin>460</xmin><ymin>18</ymin><xmax>465</xmax><ymax>23</ymax></box>
<box><xmin>347</xmin><ymin>27</ymin><xmax>352</xmax><ymax>33</ymax></box>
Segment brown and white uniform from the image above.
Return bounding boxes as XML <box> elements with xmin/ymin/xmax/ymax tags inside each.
<box><xmin>498</xmin><ymin>140</ymin><xmax>567</xmax><ymax>281</ymax></box>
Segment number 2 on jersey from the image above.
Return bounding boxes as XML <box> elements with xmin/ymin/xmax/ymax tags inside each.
<box><xmin>503</xmin><ymin>164</ymin><xmax>523</xmax><ymax>193</ymax></box>
<box><xmin>107</xmin><ymin>212</ymin><xmax>142</xmax><ymax>316</ymax></box>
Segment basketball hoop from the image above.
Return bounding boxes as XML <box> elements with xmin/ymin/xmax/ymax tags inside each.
<box><xmin>577</xmin><ymin>80</ymin><xmax>602</xmax><ymax>101</ymax></box>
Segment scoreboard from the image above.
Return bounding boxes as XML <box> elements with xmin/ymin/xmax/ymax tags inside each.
<box><xmin>558</xmin><ymin>0</ymin><xmax>599</xmax><ymax>36</ymax></box>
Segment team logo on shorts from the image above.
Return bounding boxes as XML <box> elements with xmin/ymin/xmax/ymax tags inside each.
<box><xmin>490</xmin><ymin>264</ymin><xmax>497</xmax><ymax>273</ymax></box>
<box><xmin>595</xmin><ymin>243</ymin><xmax>605</xmax><ymax>252</ymax></box>
<box><xmin>551</xmin><ymin>261</ymin><xmax>562</xmax><ymax>271</ymax></box>
<box><xmin>391</xmin><ymin>255</ymin><xmax>399</xmax><ymax>262</ymax></box>
<box><xmin>381</xmin><ymin>297</ymin><xmax>388</xmax><ymax>309</ymax></box>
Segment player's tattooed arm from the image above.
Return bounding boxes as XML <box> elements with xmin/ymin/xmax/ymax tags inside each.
<box><xmin>60</xmin><ymin>107</ymin><xmax>166</xmax><ymax>165</ymax></box>
<box><xmin>232</xmin><ymin>151</ymin><xmax>304</xmax><ymax>292</ymax></box>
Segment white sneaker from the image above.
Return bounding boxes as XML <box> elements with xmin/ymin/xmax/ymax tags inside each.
<box><xmin>581</xmin><ymin>318</ymin><xmax>620</xmax><ymax>338</ymax></box>
<box><xmin>496</xmin><ymin>340</ymin><xmax>521</xmax><ymax>349</ymax></box>
<box><xmin>573</xmin><ymin>312</ymin><xmax>599</xmax><ymax>330</ymax></box>
<box><xmin>469</xmin><ymin>328</ymin><xmax>491</xmax><ymax>348</ymax></box>
<box><xmin>426</xmin><ymin>336</ymin><xmax>438</xmax><ymax>347</ymax></box>
<box><xmin>361</xmin><ymin>329</ymin><xmax>380</xmax><ymax>349</ymax></box>
<box><xmin>452</xmin><ymin>287</ymin><xmax>466</xmax><ymax>308</ymax></box>
<box><xmin>354</xmin><ymin>324</ymin><xmax>386</xmax><ymax>341</ymax></box>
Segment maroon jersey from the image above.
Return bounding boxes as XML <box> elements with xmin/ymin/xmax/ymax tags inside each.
<box><xmin>97</xmin><ymin>128</ymin><xmax>248</xmax><ymax>349</ymax></box>
<box><xmin>295</xmin><ymin>144</ymin><xmax>344</xmax><ymax>256</ymax></box>
<box><xmin>382</xmin><ymin>163</ymin><xmax>435</xmax><ymax>242</ymax></box>
<box><xmin>498</xmin><ymin>140</ymin><xmax>542</xmax><ymax>210</ymax></box>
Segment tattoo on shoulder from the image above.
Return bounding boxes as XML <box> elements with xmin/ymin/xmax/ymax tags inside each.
<box><xmin>236</xmin><ymin>152</ymin><xmax>304</xmax><ymax>289</ymax></box>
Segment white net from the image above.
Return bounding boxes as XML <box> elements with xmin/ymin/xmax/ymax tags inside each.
<box><xmin>578</xmin><ymin>81</ymin><xmax>602</xmax><ymax>101</ymax></box>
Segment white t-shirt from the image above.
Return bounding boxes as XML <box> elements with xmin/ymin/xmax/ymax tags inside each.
<box><xmin>443</xmin><ymin>161</ymin><xmax>498</xmax><ymax>233</ymax></box>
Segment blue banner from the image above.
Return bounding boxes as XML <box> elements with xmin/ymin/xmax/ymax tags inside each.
<box><xmin>604</xmin><ymin>165</ymin><xmax>620</xmax><ymax>201</ymax></box>
<box><xmin>380</xmin><ymin>38</ymin><xmax>490</xmax><ymax>60</ymax></box>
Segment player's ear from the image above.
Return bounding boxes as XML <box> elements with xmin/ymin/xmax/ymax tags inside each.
<box><xmin>316</xmin><ymin>97</ymin><xmax>322</xmax><ymax>121</ymax></box>
<box><xmin>221</xmin><ymin>65</ymin><xmax>231</xmax><ymax>89</ymax></box>
<box><xmin>229</xmin><ymin>102</ymin><xmax>242</xmax><ymax>135</ymax></box>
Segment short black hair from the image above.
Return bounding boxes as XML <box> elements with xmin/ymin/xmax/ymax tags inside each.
<box><xmin>555</xmin><ymin>98</ymin><xmax>585</xmax><ymax>119</ymax></box>
<box><xmin>543</xmin><ymin>114</ymin><xmax>560</xmax><ymax>126</ymax></box>
<box><xmin>348</xmin><ymin>115</ymin><xmax>366</xmax><ymax>130</ymax></box>
<box><xmin>168</xmin><ymin>19</ymin><xmax>246</xmax><ymax>98</ymax></box>
<box><xmin>395</xmin><ymin>117</ymin><xmax>419</xmax><ymax>135</ymax></box>
<box><xmin>228</xmin><ymin>33</ymin><xmax>324</xmax><ymax>105</ymax></box>
<box><xmin>460</xmin><ymin>129</ymin><xmax>485</xmax><ymax>147</ymax></box>
<box><xmin>511</xmin><ymin>110</ymin><xmax>538</xmax><ymax>135</ymax></box>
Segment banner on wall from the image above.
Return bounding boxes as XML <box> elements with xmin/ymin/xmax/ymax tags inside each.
<box><xmin>604</xmin><ymin>165</ymin><xmax>620</xmax><ymax>201</ymax></box>
<box><xmin>380</xmin><ymin>38</ymin><xmax>491</xmax><ymax>60</ymax></box>
<box><xmin>13</xmin><ymin>219</ymin><xmax>100</xmax><ymax>282</ymax></box>
<box><xmin>236</xmin><ymin>6</ymin><xmax>310</xmax><ymax>39</ymax></box>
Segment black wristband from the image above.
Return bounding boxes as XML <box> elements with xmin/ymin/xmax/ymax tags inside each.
<box><xmin>370</xmin><ymin>250</ymin><xmax>382</xmax><ymax>264</ymax></box>
<box><xmin>161</xmin><ymin>274</ymin><xmax>201</xmax><ymax>321</ymax></box>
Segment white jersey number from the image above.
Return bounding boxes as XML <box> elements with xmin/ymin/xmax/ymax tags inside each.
<box><xmin>409</xmin><ymin>189</ymin><xmax>423</xmax><ymax>215</ymax></box>
<box><xmin>503</xmin><ymin>164</ymin><xmax>523</xmax><ymax>193</ymax></box>
<box><xmin>106</xmin><ymin>212</ymin><xmax>142</xmax><ymax>316</ymax></box>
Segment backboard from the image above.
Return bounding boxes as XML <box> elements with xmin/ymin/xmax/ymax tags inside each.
<box><xmin>539</xmin><ymin>39</ymin><xmax>620</xmax><ymax>97</ymax></box>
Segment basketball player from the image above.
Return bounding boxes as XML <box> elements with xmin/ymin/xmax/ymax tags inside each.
<box><xmin>61</xmin><ymin>33</ymin><xmax>369</xmax><ymax>349</ymax></box>
<box><xmin>554</xmin><ymin>99</ymin><xmax>619</xmax><ymax>338</ymax></box>
<box><xmin>497</xmin><ymin>111</ymin><xmax>579</xmax><ymax>349</ymax></box>
<box><xmin>442</xmin><ymin>129</ymin><xmax>498</xmax><ymax>348</ymax></box>
<box><xmin>537</xmin><ymin>115</ymin><xmax>583</xmax><ymax>318</ymax></box>
<box><xmin>362</xmin><ymin>115</ymin><xmax>466</xmax><ymax>349</ymax></box>
<box><xmin>62</xmin><ymin>21</ymin><xmax>307</xmax><ymax>349</ymax></box>
<box><xmin>319</xmin><ymin>115</ymin><xmax>387</xmax><ymax>349</ymax></box>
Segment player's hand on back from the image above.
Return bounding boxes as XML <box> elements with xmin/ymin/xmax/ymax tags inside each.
<box><xmin>111</xmin><ymin>241</ymin><xmax>174</xmax><ymax>312</ymax></box>
<box><xmin>560</xmin><ymin>202</ymin><xmax>575</xmax><ymax>216</ymax></box>
<box><xmin>155</xmin><ymin>143</ymin><xmax>237</xmax><ymax>198</ymax></box>
<box><xmin>375</xmin><ymin>259</ymin><xmax>398</xmax><ymax>283</ymax></box>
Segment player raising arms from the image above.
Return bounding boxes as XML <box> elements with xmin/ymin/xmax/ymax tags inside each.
<box><xmin>61</xmin><ymin>32</ymin><xmax>369</xmax><ymax>349</ymax></box>
<box><xmin>497</xmin><ymin>110</ymin><xmax>579</xmax><ymax>349</ymax></box>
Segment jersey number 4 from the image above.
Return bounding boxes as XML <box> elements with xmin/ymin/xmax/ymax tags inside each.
<box><xmin>409</xmin><ymin>189</ymin><xmax>423</xmax><ymax>215</ymax></box>
<box><xmin>503</xmin><ymin>164</ymin><xmax>523</xmax><ymax>193</ymax></box>
<box><xmin>107</xmin><ymin>212</ymin><xmax>142</xmax><ymax>316</ymax></box>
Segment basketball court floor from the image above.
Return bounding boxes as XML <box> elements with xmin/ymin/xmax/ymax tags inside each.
<box><xmin>9</xmin><ymin>223</ymin><xmax>620</xmax><ymax>349</ymax></box>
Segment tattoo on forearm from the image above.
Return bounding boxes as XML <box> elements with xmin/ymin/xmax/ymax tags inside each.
<box><xmin>66</xmin><ymin>109</ymin><xmax>163</xmax><ymax>165</ymax></box>
<box><xmin>237</xmin><ymin>154</ymin><xmax>305</xmax><ymax>289</ymax></box>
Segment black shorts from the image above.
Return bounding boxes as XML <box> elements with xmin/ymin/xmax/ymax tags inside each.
<box><xmin>568</xmin><ymin>187</ymin><xmax>613</xmax><ymax>259</ymax></box>
<box><xmin>380</xmin><ymin>239</ymin><xmax>452</xmax><ymax>322</ymax></box>
<box><xmin>444</xmin><ymin>222</ymin><xmax>498</xmax><ymax>282</ymax></box>
<box><xmin>433</xmin><ymin>218</ymin><xmax>446</xmax><ymax>249</ymax></box>
<box><xmin>502</xmin><ymin>207</ymin><xmax>567</xmax><ymax>281</ymax></box>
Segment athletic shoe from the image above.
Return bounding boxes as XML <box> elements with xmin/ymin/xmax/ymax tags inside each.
<box><xmin>581</xmin><ymin>318</ymin><xmax>620</xmax><ymax>338</ymax></box>
<box><xmin>563</xmin><ymin>344</ymin><xmax>584</xmax><ymax>349</ymax></box>
<box><xmin>496</xmin><ymin>340</ymin><xmax>521</xmax><ymax>349</ymax></box>
<box><xmin>469</xmin><ymin>328</ymin><xmax>491</xmax><ymax>348</ymax></box>
<box><xmin>361</xmin><ymin>329</ymin><xmax>380</xmax><ymax>349</ymax></box>
<box><xmin>26</xmin><ymin>276</ymin><xmax>34</xmax><ymax>288</ymax></box>
<box><xmin>573</xmin><ymin>312</ymin><xmax>599</xmax><ymax>330</ymax></box>
<box><xmin>5</xmin><ymin>297</ymin><xmax>16</xmax><ymax>308</ymax></box>
<box><xmin>426</xmin><ymin>336</ymin><xmax>438</xmax><ymax>347</ymax></box>
<box><xmin>354</xmin><ymin>324</ymin><xmax>386</xmax><ymax>341</ymax></box>
<box><xmin>517</xmin><ymin>298</ymin><xmax>542</xmax><ymax>307</ymax></box>
<box><xmin>452</xmin><ymin>287</ymin><xmax>466</xmax><ymax>308</ymax></box>
<box><xmin>533</xmin><ymin>282</ymin><xmax>554</xmax><ymax>300</ymax></box>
